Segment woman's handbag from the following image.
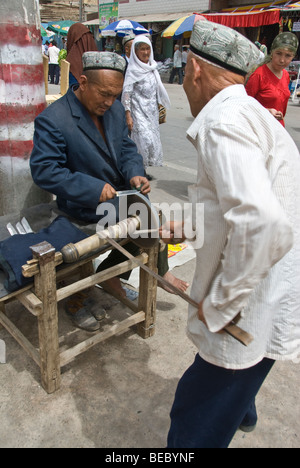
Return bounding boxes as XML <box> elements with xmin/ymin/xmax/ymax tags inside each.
<box><xmin>158</xmin><ymin>104</ymin><xmax>167</xmax><ymax>124</ymax></box>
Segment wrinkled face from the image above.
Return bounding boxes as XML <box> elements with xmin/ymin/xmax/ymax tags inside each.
<box><xmin>271</xmin><ymin>48</ymin><xmax>295</xmax><ymax>72</ymax></box>
<box><xmin>78</xmin><ymin>69</ymin><xmax>124</xmax><ymax>117</ymax></box>
<box><xmin>136</xmin><ymin>43</ymin><xmax>151</xmax><ymax>64</ymax></box>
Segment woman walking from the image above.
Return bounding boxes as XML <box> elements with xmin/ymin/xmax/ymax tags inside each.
<box><xmin>122</xmin><ymin>35</ymin><xmax>171</xmax><ymax>171</ymax></box>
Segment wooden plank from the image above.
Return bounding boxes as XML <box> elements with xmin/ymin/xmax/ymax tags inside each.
<box><xmin>60</xmin><ymin>311</ymin><xmax>146</xmax><ymax>367</ymax></box>
<box><xmin>17</xmin><ymin>291</ymin><xmax>43</xmax><ymax>317</ymax></box>
<box><xmin>56</xmin><ymin>253</ymin><xmax>148</xmax><ymax>302</ymax></box>
<box><xmin>137</xmin><ymin>246</ymin><xmax>159</xmax><ymax>339</ymax></box>
<box><xmin>31</xmin><ymin>242</ymin><xmax>61</xmax><ymax>394</ymax></box>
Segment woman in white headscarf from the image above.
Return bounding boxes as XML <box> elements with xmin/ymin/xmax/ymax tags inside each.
<box><xmin>122</xmin><ymin>35</ymin><xmax>171</xmax><ymax>171</ymax></box>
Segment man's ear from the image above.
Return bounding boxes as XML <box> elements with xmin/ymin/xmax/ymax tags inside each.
<box><xmin>190</xmin><ymin>57</ymin><xmax>202</xmax><ymax>84</ymax></box>
<box><xmin>78</xmin><ymin>74</ymin><xmax>88</xmax><ymax>91</ymax></box>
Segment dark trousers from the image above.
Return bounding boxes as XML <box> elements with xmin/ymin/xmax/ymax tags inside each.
<box><xmin>169</xmin><ymin>67</ymin><xmax>183</xmax><ymax>85</ymax></box>
<box><xmin>167</xmin><ymin>354</ymin><xmax>275</xmax><ymax>448</ymax></box>
<box><xmin>49</xmin><ymin>63</ymin><xmax>60</xmax><ymax>85</ymax></box>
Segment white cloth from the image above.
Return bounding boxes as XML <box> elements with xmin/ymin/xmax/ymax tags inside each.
<box><xmin>122</xmin><ymin>35</ymin><xmax>170</xmax><ymax>167</ymax></box>
<box><xmin>173</xmin><ymin>49</ymin><xmax>182</xmax><ymax>68</ymax></box>
<box><xmin>123</xmin><ymin>35</ymin><xmax>170</xmax><ymax>109</ymax></box>
<box><xmin>122</xmin><ymin>72</ymin><xmax>163</xmax><ymax>167</ymax></box>
<box><xmin>187</xmin><ymin>84</ymin><xmax>300</xmax><ymax>370</ymax></box>
<box><xmin>48</xmin><ymin>45</ymin><xmax>60</xmax><ymax>65</ymax></box>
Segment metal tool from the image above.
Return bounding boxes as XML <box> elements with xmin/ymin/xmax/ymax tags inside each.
<box><xmin>116</xmin><ymin>189</ymin><xmax>143</xmax><ymax>198</ymax></box>
<box><xmin>104</xmin><ymin>237</ymin><xmax>254</xmax><ymax>347</ymax></box>
<box><xmin>6</xmin><ymin>218</ymin><xmax>34</xmax><ymax>236</ymax></box>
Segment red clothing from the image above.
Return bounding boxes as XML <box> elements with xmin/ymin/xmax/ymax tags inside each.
<box><xmin>245</xmin><ymin>64</ymin><xmax>290</xmax><ymax>127</ymax></box>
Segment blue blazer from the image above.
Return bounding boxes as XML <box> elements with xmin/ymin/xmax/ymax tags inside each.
<box><xmin>30</xmin><ymin>87</ymin><xmax>144</xmax><ymax>222</ymax></box>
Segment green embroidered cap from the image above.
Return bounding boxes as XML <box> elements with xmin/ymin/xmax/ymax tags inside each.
<box><xmin>82</xmin><ymin>51</ymin><xmax>126</xmax><ymax>75</ymax></box>
<box><xmin>190</xmin><ymin>20</ymin><xmax>261</xmax><ymax>77</ymax></box>
<box><xmin>271</xmin><ymin>32</ymin><xmax>299</xmax><ymax>55</ymax></box>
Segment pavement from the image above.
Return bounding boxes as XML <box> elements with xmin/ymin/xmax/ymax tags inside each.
<box><xmin>0</xmin><ymin>83</ymin><xmax>299</xmax><ymax>449</ymax></box>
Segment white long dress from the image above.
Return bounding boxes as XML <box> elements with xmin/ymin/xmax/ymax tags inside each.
<box><xmin>122</xmin><ymin>71</ymin><xmax>163</xmax><ymax>168</ymax></box>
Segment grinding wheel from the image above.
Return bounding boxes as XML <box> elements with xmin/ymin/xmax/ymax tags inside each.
<box><xmin>119</xmin><ymin>192</ymin><xmax>160</xmax><ymax>249</ymax></box>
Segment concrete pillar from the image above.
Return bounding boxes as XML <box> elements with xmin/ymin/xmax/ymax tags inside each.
<box><xmin>0</xmin><ymin>0</ymin><xmax>52</xmax><ymax>216</ymax></box>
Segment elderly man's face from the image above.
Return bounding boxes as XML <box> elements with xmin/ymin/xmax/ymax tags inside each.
<box><xmin>78</xmin><ymin>70</ymin><xmax>124</xmax><ymax>117</ymax></box>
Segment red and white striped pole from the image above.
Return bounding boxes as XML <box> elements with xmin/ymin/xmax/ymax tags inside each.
<box><xmin>0</xmin><ymin>0</ymin><xmax>51</xmax><ymax>216</ymax></box>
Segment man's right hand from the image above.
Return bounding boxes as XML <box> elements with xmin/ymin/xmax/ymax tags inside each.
<box><xmin>99</xmin><ymin>183</ymin><xmax>117</xmax><ymax>203</ymax></box>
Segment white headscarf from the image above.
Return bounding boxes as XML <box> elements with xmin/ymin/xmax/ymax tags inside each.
<box><xmin>123</xmin><ymin>35</ymin><xmax>171</xmax><ymax>109</ymax></box>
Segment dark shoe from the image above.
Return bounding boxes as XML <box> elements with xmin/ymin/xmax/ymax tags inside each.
<box><xmin>239</xmin><ymin>423</ymin><xmax>257</xmax><ymax>433</ymax></box>
<box><xmin>65</xmin><ymin>291</ymin><xmax>106</xmax><ymax>332</ymax></box>
<box><xmin>239</xmin><ymin>401</ymin><xmax>257</xmax><ymax>433</ymax></box>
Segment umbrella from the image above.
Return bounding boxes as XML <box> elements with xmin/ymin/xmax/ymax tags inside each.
<box><xmin>41</xmin><ymin>25</ymin><xmax>54</xmax><ymax>38</ymax></box>
<box><xmin>161</xmin><ymin>14</ymin><xmax>206</xmax><ymax>39</ymax></box>
<box><xmin>47</xmin><ymin>20</ymin><xmax>76</xmax><ymax>37</ymax></box>
<box><xmin>101</xmin><ymin>19</ymin><xmax>149</xmax><ymax>37</ymax></box>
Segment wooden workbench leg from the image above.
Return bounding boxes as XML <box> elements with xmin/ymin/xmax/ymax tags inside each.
<box><xmin>31</xmin><ymin>242</ymin><xmax>61</xmax><ymax>394</ymax></box>
<box><xmin>137</xmin><ymin>244</ymin><xmax>158</xmax><ymax>339</ymax></box>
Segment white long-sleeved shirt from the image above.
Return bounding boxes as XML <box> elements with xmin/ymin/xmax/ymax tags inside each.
<box><xmin>187</xmin><ymin>84</ymin><xmax>300</xmax><ymax>369</ymax></box>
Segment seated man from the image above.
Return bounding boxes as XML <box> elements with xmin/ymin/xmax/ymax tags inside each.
<box><xmin>31</xmin><ymin>51</ymin><xmax>188</xmax><ymax>331</ymax></box>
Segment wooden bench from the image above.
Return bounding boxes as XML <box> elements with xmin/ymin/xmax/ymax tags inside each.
<box><xmin>0</xmin><ymin>233</ymin><xmax>158</xmax><ymax>394</ymax></box>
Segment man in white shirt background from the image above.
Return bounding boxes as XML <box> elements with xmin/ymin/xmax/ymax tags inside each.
<box><xmin>48</xmin><ymin>40</ymin><xmax>60</xmax><ymax>85</ymax></box>
<box><xmin>168</xmin><ymin>44</ymin><xmax>183</xmax><ymax>85</ymax></box>
<box><xmin>161</xmin><ymin>20</ymin><xmax>300</xmax><ymax>448</ymax></box>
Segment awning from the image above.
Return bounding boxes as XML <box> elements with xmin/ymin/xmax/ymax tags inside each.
<box><xmin>202</xmin><ymin>8</ymin><xmax>281</xmax><ymax>27</ymax></box>
<box><xmin>84</xmin><ymin>12</ymin><xmax>197</xmax><ymax>26</ymax></box>
<box><xmin>281</xmin><ymin>1</ymin><xmax>300</xmax><ymax>10</ymax></box>
<box><xmin>200</xmin><ymin>2</ymin><xmax>293</xmax><ymax>28</ymax></box>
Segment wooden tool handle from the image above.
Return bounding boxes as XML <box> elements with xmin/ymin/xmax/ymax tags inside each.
<box><xmin>61</xmin><ymin>235</ymin><xmax>105</xmax><ymax>263</ymax></box>
<box><xmin>61</xmin><ymin>217</ymin><xmax>141</xmax><ymax>263</ymax></box>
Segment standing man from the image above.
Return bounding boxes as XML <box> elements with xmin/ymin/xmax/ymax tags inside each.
<box><xmin>48</xmin><ymin>40</ymin><xmax>60</xmax><ymax>85</ymax></box>
<box><xmin>181</xmin><ymin>46</ymin><xmax>188</xmax><ymax>75</ymax></box>
<box><xmin>122</xmin><ymin>33</ymin><xmax>135</xmax><ymax>69</ymax></box>
<box><xmin>162</xmin><ymin>20</ymin><xmax>300</xmax><ymax>448</ymax></box>
<box><xmin>168</xmin><ymin>44</ymin><xmax>183</xmax><ymax>85</ymax></box>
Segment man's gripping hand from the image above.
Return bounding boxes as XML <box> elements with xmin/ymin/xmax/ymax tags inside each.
<box><xmin>99</xmin><ymin>183</ymin><xmax>117</xmax><ymax>202</ymax></box>
<box><xmin>130</xmin><ymin>176</ymin><xmax>151</xmax><ymax>195</ymax></box>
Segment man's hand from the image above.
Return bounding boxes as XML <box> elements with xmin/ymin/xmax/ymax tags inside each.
<box><xmin>268</xmin><ymin>108</ymin><xmax>284</xmax><ymax>121</ymax></box>
<box><xmin>159</xmin><ymin>221</ymin><xmax>186</xmax><ymax>245</ymax></box>
<box><xmin>130</xmin><ymin>176</ymin><xmax>151</xmax><ymax>195</ymax></box>
<box><xmin>99</xmin><ymin>183</ymin><xmax>117</xmax><ymax>202</ymax></box>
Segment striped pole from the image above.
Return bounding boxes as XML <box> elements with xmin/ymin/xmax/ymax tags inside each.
<box><xmin>0</xmin><ymin>0</ymin><xmax>51</xmax><ymax>216</ymax></box>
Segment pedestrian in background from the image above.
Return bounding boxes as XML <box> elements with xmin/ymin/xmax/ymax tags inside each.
<box><xmin>246</xmin><ymin>32</ymin><xmax>299</xmax><ymax>127</ymax></box>
<box><xmin>48</xmin><ymin>40</ymin><xmax>60</xmax><ymax>85</ymax></box>
<box><xmin>169</xmin><ymin>44</ymin><xmax>183</xmax><ymax>85</ymax></box>
<box><xmin>66</xmin><ymin>23</ymin><xmax>98</xmax><ymax>87</ymax></box>
<box><xmin>122</xmin><ymin>35</ymin><xmax>171</xmax><ymax>172</ymax></box>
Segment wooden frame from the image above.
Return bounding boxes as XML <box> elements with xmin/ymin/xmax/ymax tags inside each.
<box><xmin>0</xmin><ymin>239</ymin><xmax>158</xmax><ymax>394</ymax></box>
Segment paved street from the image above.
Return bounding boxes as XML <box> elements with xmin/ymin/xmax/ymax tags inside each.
<box><xmin>0</xmin><ymin>83</ymin><xmax>299</xmax><ymax>448</ymax></box>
